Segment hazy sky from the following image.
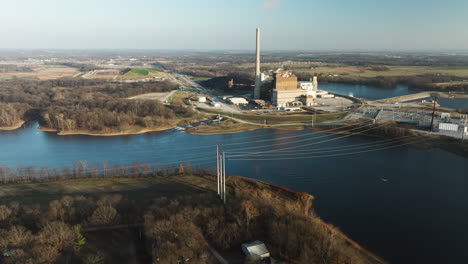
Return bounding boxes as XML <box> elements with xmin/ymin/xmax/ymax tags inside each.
<box><xmin>1</xmin><ymin>0</ymin><xmax>467</xmax><ymax>50</ymax></box>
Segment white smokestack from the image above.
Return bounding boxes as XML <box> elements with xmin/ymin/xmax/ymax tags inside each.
<box><xmin>254</xmin><ymin>28</ymin><xmax>261</xmax><ymax>99</ymax></box>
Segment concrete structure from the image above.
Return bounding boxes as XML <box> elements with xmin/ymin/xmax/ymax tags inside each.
<box><xmin>241</xmin><ymin>241</ymin><xmax>270</xmax><ymax>261</ymax></box>
<box><xmin>272</xmin><ymin>71</ymin><xmax>317</xmax><ymax>108</ymax></box>
<box><xmin>254</xmin><ymin>28</ymin><xmax>261</xmax><ymax>99</ymax></box>
<box><xmin>228</xmin><ymin>97</ymin><xmax>249</xmax><ymax>105</ymax></box>
<box><xmin>316</xmin><ymin>90</ymin><xmax>334</xmax><ymax>98</ymax></box>
<box><xmin>313</xmin><ymin>76</ymin><xmax>318</xmax><ymax>91</ymax></box>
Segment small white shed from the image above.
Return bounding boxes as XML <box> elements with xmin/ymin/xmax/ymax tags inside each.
<box><xmin>210</xmin><ymin>101</ymin><xmax>221</xmax><ymax>108</ymax></box>
<box><xmin>241</xmin><ymin>241</ymin><xmax>270</xmax><ymax>260</ymax></box>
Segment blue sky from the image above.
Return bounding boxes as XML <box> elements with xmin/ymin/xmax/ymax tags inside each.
<box><xmin>0</xmin><ymin>0</ymin><xmax>467</xmax><ymax>50</ymax></box>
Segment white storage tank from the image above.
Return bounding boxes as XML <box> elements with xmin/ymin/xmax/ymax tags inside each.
<box><xmin>438</xmin><ymin>123</ymin><xmax>459</xmax><ymax>132</ymax></box>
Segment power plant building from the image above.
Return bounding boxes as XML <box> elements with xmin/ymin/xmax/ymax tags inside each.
<box><xmin>271</xmin><ymin>71</ymin><xmax>319</xmax><ymax>108</ymax></box>
<box><xmin>253</xmin><ymin>28</ymin><xmax>331</xmax><ymax>108</ymax></box>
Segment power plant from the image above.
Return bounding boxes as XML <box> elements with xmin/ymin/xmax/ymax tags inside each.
<box><xmin>253</xmin><ymin>28</ymin><xmax>331</xmax><ymax>109</ymax></box>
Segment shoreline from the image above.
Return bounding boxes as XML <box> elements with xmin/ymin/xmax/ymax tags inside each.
<box><xmin>0</xmin><ymin>120</ymin><xmax>25</xmax><ymax>131</ymax></box>
<box><xmin>38</xmin><ymin>125</ymin><xmax>176</xmax><ymax>136</ymax></box>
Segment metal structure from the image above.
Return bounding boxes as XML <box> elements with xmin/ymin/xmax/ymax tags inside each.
<box><xmin>216</xmin><ymin>144</ymin><xmax>226</xmax><ymax>203</ymax></box>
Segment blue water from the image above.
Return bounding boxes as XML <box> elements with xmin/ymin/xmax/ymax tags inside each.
<box><xmin>320</xmin><ymin>83</ymin><xmax>418</xmax><ymax>100</ymax></box>
<box><xmin>0</xmin><ymin>122</ymin><xmax>467</xmax><ymax>264</ymax></box>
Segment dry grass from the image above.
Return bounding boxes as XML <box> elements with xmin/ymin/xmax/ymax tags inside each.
<box><xmin>0</xmin><ymin>66</ymin><xmax>79</xmax><ymax>80</ymax></box>
<box><xmin>0</xmin><ymin>176</ymin><xmax>214</xmax><ymax>204</ymax></box>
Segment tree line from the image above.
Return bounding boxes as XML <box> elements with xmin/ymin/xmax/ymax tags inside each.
<box><xmin>0</xmin><ymin>162</ymin><xmax>210</xmax><ymax>185</ymax></box>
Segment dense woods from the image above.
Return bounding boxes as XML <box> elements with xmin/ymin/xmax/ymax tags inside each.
<box><xmin>0</xmin><ymin>169</ymin><xmax>381</xmax><ymax>264</ymax></box>
<box><xmin>0</xmin><ymin>103</ymin><xmax>28</xmax><ymax>127</ymax></box>
<box><xmin>0</xmin><ymin>79</ymin><xmax>195</xmax><ymax>132</ymax></box>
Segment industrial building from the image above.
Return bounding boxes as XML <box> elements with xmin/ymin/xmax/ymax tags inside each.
<box><xmin>253</xmin><ymin>28</ymin><xmax>332</xmax><ymax>109</ymax></box>
<box><xmin>269</xmin><ymin>71</ymin><xmax>332</xmax><ymax>108</ymax></box>
<box><xmin>228</xmin><ymin>97</ymin><xmax>249</xmax><ymax>105</ymax></box>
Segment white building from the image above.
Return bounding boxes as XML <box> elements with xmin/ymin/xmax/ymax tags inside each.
<box><xmin>210</xmin><ymin>101</ymin><xmax>221</xmax><ymax>108</ymax></box>
<box><xmin>241</xmin><ymin>241</ymin><xmax>270</xmax><ymax>260</ymax></box>
<box><xmin>439</xmin><ymin>123</ymin><xmax>459</xmax><ymax>132</ymax></box>
<box><xmin>198</xmin><ymin>96</ymin><xmax>207</xmax><ymax>103</ymax></box>
<box><xmin>228</xmin><ymin>97</ymin><xmax>249</xmax><ymax>105</ymax></box>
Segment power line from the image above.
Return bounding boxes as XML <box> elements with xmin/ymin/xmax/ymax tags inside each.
<box><xmin>227</xmin><ymin>135</ymin><xmax>412</xmax><ymax>154</ymax></box>
<box><xmin>228</xmin><ymin>137</ymin><xmax>429</xmax><ymax>161</ymax></box>
<box><xmin>227</xmin><ymin>122</ymin><xmax>393</xmax><ymax>157</ymax></box>
<box><xmin>228</xmin><ymin>136</ymin><xmax>414</xmax><ymax>157</ymax></box>
<box><xmin>222</xmin><ymin>120</ymin><xmax>372</xmax><ymax>147</ymax></box>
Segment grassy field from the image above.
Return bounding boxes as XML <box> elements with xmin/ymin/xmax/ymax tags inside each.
<box><xmin>186</xmin><ymin>119</ymin><xmax>259</xmax><ymax>134</ymax></box>
<box><xmin>232</xmin><ymin>112</ymin><xmax>347</xmax><ymax>124</ymax></box>
<box><xmin>0</xmin><ymin>176</ymin><xmax>218</xmax><ymax>204</ymax></box>
<box><xmin>124</xmin><ymin>68</ymin><xmax>158</xmax><ymax>76</ymax></box>
<box><xmin>297</xmin><ymin>66</ymin><xmax>468</xmax><ymax>78</ymax></box>
<box><xmin>200</xmin><ymin>108</ymin><xmax>348</xmax><ymax>125</ymax></box>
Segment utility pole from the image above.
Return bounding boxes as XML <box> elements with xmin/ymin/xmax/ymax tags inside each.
<box><xmin>429</xmin><ymin>96</ymin><xmax>437</xmax><ymax>132</ymax></box>
<box><xmin>216</xmin><ymin>144</ymin><xmax>227</xmax><ymax>203</ymax></box>
<box><xmin>462</xmin><ymin>116</ymin><xmax>467</xmax><ymax>144</ymax></box>
<box><xmin>223</xmin><ymin>151</ymin><xmax>226</xmax><ymax>203</ymax></box>
<box><xmin>216</xmin><ymin>144</ymin><xmax>220</xmax><ymax>195</ymax></box>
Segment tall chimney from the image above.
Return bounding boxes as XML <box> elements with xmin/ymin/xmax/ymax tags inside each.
<box><xmin>254</xmin><ymin>28</ymin><xmax>261</xmax><ymax>99</ymax></box>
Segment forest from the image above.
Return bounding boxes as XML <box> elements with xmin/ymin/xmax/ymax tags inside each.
<box><xmin>0</xmin><ymin>79</ymin><xmax>196</xmax><ymax>133</ymax></box>
<box><xmin>0</xmin><ymin>166</ymin><xmax>383</xmax><ymax>264</ymax></box>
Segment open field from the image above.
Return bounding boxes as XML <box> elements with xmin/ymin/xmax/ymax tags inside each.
<box><xmin>199</xmin><ymin>108</ymin><xmax>348</xmax><ymax>125</ymax></box>
<box><xmin>126</xmin><ymin>67</ymin><xmax>158</xmax><ymax>75</ymax></box>
<box><xmin>298</xmin><ymin>65</ymin><xmax>468</xmax><ymax>78</ymax></box>
<box><xmin>0</xmin><ymin>176</ymin><xmax>217</xmax><ymax>204</ymax></box>
<box><xmin>0</xmin><ymin>66</ymin><xmax>79</xmax><ymax>80</ymax></box>
<box><xmin>186</xmin><ymin>119</ymin><xmax>259</xmax><ymax>134</ymax></box>
<box><xmin>83</xmin><ymin>68</ymin><xmax>169</xmax><ymax>80</ymax></box>
<box><xmin>128</xmin><ymin>91</ymin><xmax>175</xmax><ymax>102</ymax></box>
<box><xmin>435</xmin><ymin>80</ymin><xmax>468</xmax><ymax>86</ymax></box>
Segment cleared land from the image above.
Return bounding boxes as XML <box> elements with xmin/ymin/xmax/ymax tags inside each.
<box><xmin>199</xmin><ymin>108</ymin><xmax>348</xmax><ymax>125</ymax></box>
<box><xmin>0</xmin><ymin>176</ymin><xmax>216</xmax><ymax>204</ymax></box>
<box><xmin>128</xmin><ymin>90</ymin><xmax>175</xmax><ymax>102</ymax></box>
<box><xmin>0</xmin><ymin>66</ymin><xmax>79</xmax><ymax>80</ymax></box>
<box><xmin>83</xmin><ymin>68</ymin><xmax>169</xmax><ymax>81</ymax></box>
